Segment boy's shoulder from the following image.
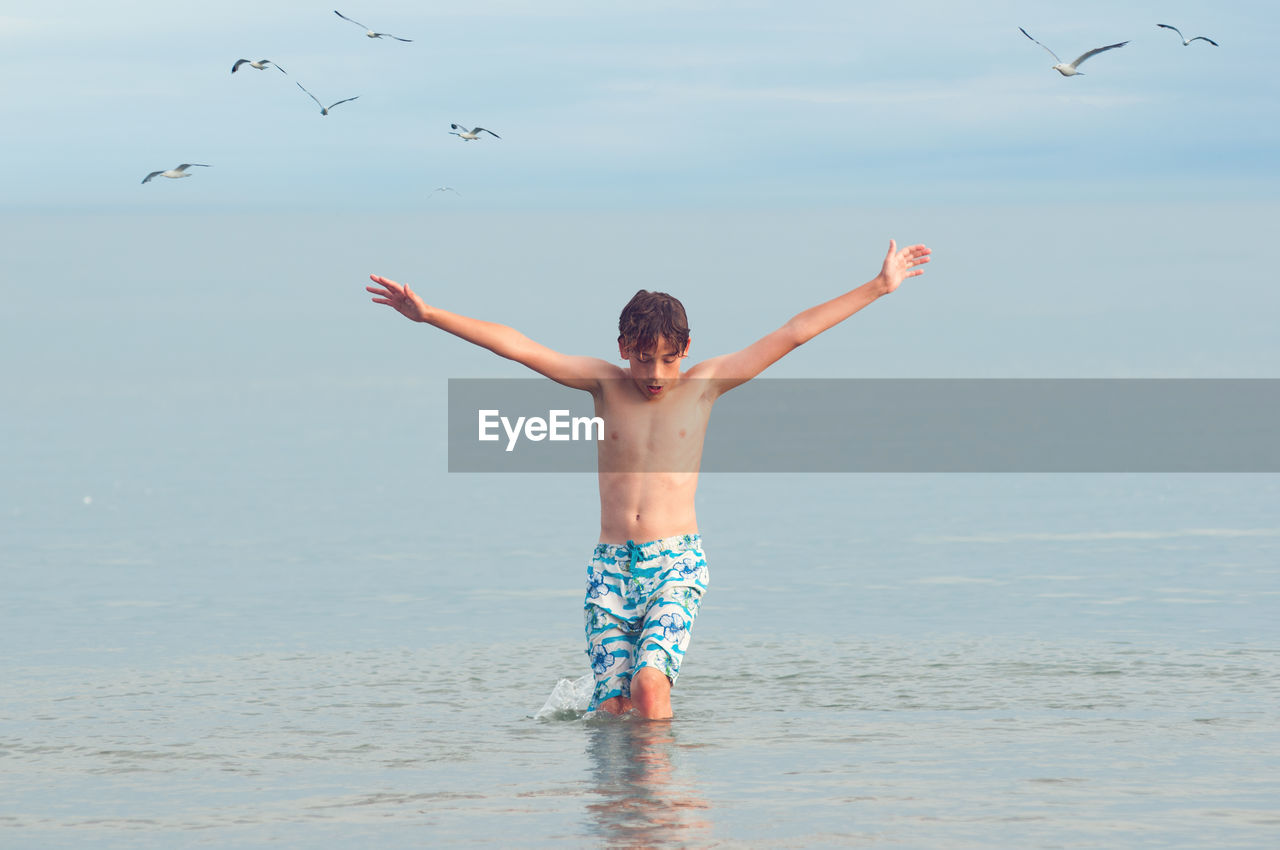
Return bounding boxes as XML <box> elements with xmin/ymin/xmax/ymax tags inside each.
<box><xmin>682</xmin><ymin>358</ymin><xmax>719</xmax><ymax>380</ymax></box>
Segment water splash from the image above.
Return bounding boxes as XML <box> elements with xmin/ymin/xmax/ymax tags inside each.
<box><xmin>534</xmin><ymin>673</ymin><xmax>593</xmax><ymax>720</ymax></box>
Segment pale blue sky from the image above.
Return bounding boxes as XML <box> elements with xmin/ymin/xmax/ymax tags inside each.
<box><xmin>1</xmin><ymin>1</ymin><xmax>1277</xmax><ymax>384</ymax></box>
<box><xmin>2</xmin><ymin>0</ymin><xmax>1275</xmax><ymax>210</ymax></box>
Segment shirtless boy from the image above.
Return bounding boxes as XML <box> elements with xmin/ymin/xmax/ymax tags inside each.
<box><xmin>367</xmin><ymin>239</ymin><xmax>930</xmax><ymax>719</ymax></box>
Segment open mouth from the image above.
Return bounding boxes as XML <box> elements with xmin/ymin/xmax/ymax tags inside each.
<box><xmin>646</xmin><ymin>385</ymin><xmax>663</xmax><ymax>395</ymax></box>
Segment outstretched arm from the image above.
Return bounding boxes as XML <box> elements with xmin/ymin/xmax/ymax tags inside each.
<box><xmin>367</xmin><ymin>274</ymin><xmax>614</xmax><ymax>392</ymax></box>
<box><xmin>691</xmin><ymin>240</ymin><xmax>930</xmax><ymax>392</ymax></box>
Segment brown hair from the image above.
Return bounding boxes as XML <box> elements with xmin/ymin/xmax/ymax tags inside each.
<box><xmin>618</xmin><ymin>290</ymin><xmax>690</xmax><ymax>353</ymax></box>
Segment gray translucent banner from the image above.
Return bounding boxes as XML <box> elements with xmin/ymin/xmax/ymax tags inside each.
<box><xmin>448</xmin><ymin>379</ymin><xmax>1280</xmax><ymax>472</ymax></box>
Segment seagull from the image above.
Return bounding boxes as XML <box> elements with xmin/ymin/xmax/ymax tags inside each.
<box><xmin>296</xmin><ymin>82</ymin><xmax>359</xmax><ymax>115</ymax></box>
<box><xmin>449</xmin><ymin>124</ymin><xmax>500</xmax><ymax>141</ymax></box>
<box><xmin>1157</xmin><ymin>24</ymin><xmax>1219</xmax><ymax>47</ymax></box>
<box><xmin>431</xmin><ymin>187</ymin><xmax>461</xmax><ymax>197</ymax></box>
<box><xmin>333</xmin><ymin>10</ymin><xmax>412</xmax><ymax>41</ymax></box>
<box><xmin>1019</xmin><ymin>27</ymin><xmax>1129</xmax><ymax>76</ymax></box>
<box><xmin>141</xmin><ymin>163</ymin><xmax>210</xmax><ymax>184</ymax></box>
<box><xmin>231</xmin><ymin>58</ymin><xmax>286</xmax><ymax>74</ymax></box>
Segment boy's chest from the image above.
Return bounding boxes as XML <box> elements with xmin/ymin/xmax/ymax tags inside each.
<box><xmin>594</xmin><ymin>385</ymin><xmax>712</xmax><ymax>457</ymax></box>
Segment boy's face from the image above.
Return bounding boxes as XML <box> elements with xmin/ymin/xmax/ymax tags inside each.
<box><xmin>619</xmin><ymin>336</ymin><xmax>689</xmax><ymax>400</ymax></box>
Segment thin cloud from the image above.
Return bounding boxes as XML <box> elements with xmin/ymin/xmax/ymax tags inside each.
<box><xmin>0</xmin><ymin>15</ymin><xmax>45</xmax><ymax>37</ymax></box>
<box><xmin>602</xmin><ymin>76</ymin><xmax>1151</xmax><ymax>110</ymax></box>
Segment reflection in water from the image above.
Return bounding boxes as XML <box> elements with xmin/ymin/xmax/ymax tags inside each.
<box><xmin>585</xmin><ymin>719</ymin><xmax>711</xmax><ymax>847</ymax></box>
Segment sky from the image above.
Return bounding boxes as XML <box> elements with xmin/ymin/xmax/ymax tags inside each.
<box><xmin>1</xmin><ymin>0</ymin><xmax>1277</xmax><ymax>384</ymax></box>
<box><xmin>2</xmin><ymin>0</ymin><xmax>1276</xmax><ymax>210</ymax></box>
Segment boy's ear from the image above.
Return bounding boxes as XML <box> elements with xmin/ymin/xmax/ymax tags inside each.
<box><xmin>682</xmin><ymin>337</ymin><xmax>692</xmax><ymax>357</ymax></box>
<box><xmin>618</xmin><ymin>338</ymin><xmax>629</xmax><ymax>360</ymax></box>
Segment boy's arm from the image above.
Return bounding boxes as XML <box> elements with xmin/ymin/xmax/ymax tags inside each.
<box><xmin>367</xmin><ymin>274</ymin><xmax>615</xmax><ymax>392</ymax></box>
<box><xmin>689</xmin><ymin>240</ymin><xmax>930</xmax><ymax>393</ymax></box>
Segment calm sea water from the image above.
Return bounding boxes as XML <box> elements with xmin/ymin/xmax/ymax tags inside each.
<box><xmin>4</xmin><ymin>369</ymin><xmax>1279</xmax><ymax>848</ymax></box>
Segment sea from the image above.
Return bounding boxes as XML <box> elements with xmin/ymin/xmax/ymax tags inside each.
<box><xmin>4</xmin><ymin>363</ymin><xmax>1278</xmax><ymax>849</ymax></box>
<box><xmin>3</xmin><ymin>202</ymin><xmax>1278</xmax><ymax>847</ymax></box>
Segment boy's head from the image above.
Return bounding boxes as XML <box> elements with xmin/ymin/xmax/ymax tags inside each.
<box><xmin>617</xmin><ymin>289</ymin><xmax>690</xmax><ymax>355</ymax></box>
<box><xmin>617</xmin><ymin>290</ymin><xmax>690</xmax><ymax>399</ymax></box>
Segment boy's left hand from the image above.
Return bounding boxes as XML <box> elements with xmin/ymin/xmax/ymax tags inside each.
<box><xmin>878</xmin><ymin>240</ymin><xmax>931</xmax><ymax>295</ymax></box>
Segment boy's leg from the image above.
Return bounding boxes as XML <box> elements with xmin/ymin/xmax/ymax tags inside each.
<box><xmin>586</xmin><ymin>604</ymin><xmax>674</xmax><ymax>717</ymax></box>
<box><xmin>631</xmin><ymin>584</ymin><xmax>703</xmax><ymax>719</ymax></box>
<box><xmin>596</xmin><ymin>694</ymin><xmax>634</xmax><ymax>715</ymax></box>
<box><xmin>585</xmin><ymin>543</ymin><xmax>644</xmax><ymax>714</ymax></box>
<box><xmin>629</xmin><ymin>666</ymin><xmax>673</xmax><ymax>719</ymax></box>
<box><xmin>585</xmin><ymin>604</ymin><xmax>638</xmax><ymax>713</ymax></box>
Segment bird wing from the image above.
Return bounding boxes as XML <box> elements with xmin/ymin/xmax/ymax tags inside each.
<box><xmin>1189</xmin><ymin>36</ymin><xmax>1219</xmax><ymax>46</ymax></box>
<box><xmin>142</xmin><ymin>171</ymin><xmax>163</xmax><ymax>184</ymax></box>
<box><xmin>296</xmin><ymin>81</ymin><xmax>324</xmax><ymax>109</ymax></box>
<box><xmin>450</xmin><ymin>123</ymin><xmax>469</xmax><ymax>132</ymax></box>
<box><xmin>175</xmin><ymin>164</ymin><xmax>211</xmax><ymax>172</ymax></box>
<box><xmin>334</xmin><ymin>10</ymin><xmax>367</xmax><ymax>29</ymax></box>
<box><xmin>231</xmin><ymin>59</ymin><xmax>249</xmax><ymax>73</ymax></box>
<box><xmin>1070</xmin><ymin>41</ymin><xmax>1128</xmax><ymax>68</ymax></box>
<box><xmin>327</xmin><ymin>96</ymin><xmax>360</xmax><ymax>109</ymax></box>
<box><xmin>1019</xmin><ymin>27</ymin><xmax>1061</xmax><ymax>63</ymax></box>
<box><xmin>385</xmin><ymin>34</ymin><xmax>412</xmax><ymax>42</ymax></box>
<box><xmin>273</xmin><ymin>62</ymin><xmax>288</xmax><ymax>74</ymax></box>
<box><xmin>475</xmin><ymin>128</ymin><xmax>500</xmax><ymax>139</ymax></box>
<box><xmin>1157</xmin><ymin>24</ymin><xmax>1185</xmax><ymax>41</ymax></box>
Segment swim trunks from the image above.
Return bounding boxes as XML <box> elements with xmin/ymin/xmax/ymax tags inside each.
<box><xmin>583</xmin><ymin>533</ymin><xmax>709</xmax><ymax>711</ymax></box>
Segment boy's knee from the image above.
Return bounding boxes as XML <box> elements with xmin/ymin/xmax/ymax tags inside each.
<box><xmin>630</xmin><ymin>666</ymin><xmax>673</xmax><ymax>718</ymax></box>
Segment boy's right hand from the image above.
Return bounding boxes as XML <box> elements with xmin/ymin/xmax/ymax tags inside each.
<box><xmin>367</xmin><ymin>274</ymin><xmax>430</xmax><ymax>323</ymax></box>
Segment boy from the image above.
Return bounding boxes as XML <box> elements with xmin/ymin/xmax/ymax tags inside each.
<box><xmin>367</xmin><ymin>238</ymin><xmax>930</xmax><ymax>719</ymax></box>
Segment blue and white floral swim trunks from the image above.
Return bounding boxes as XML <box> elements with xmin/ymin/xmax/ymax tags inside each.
<box><xmin>584</xmin><ymin>533</ymin><xmax>709</xmax><ymax>711</ymax></box>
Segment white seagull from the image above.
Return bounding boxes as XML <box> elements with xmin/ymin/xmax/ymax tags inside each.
<box><xmin>431</xmin><ymin>187</ymin><xmax>461</xmax><ymax>197</ymax></box>
<box><xmin>449</xmin><ymin>124</ymin><xmax>500</xmax><ymax>141</ymax></box>
<box><xmin>296</xmin><ymin>82</ymin><xmax>359</xmax><ymax>115</ymax></box>
<box><xmin>141</xmin><ymin>163</ymin><xmax>210</xmax><ymax>184</ymax></box>
<box><xmin>333</xmin><ymin>10</ymin><xmax>412</xmax><ymax>41</ymax></box>
<box><xmin>231</xmin><ymin>58</ymin><xmax>286</xmax><ymax>74</ymax></box>
<box><xmin>1157</xmin><ymin>24</ymin><xmax>1219</xmax><ymax>47</ymax></box>
<box><xmin>1019</xmin><ymin>27</ymin><xmax>1129</xmax><ymax>76</ymax></box>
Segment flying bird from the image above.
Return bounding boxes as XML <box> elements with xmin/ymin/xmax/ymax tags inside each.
<box><xmin>333</xmin><ymin>10</ymin><xmax>412</xmax><ymax>41</ymax></box>
<box><xmin>141</xmin><ymin>163</ymin><xmax>210</xmax><ymax>184</ymax></box>
<box><xmin>296</xmin><ymin>82</ymin><xmax>359</xmax><ymax>115</ymax></box>
<box><xmin>431</xmin><ymin>187</ymin><xmax>461</xmax><ymax>197</ymax></box>
<box><xmin>231</xmin><ymin>58</ymin><xmax>286</xmax><ymax>74</ymax></box>
<box><xmin>1157</xmin><ymin>24</ymin><xmax>1219</xmax><ymax>47</ymax></box>
<box><xmin>449</xmin><ymin>124</ymin><xmax>500</xmax><ymax>141</ymax></box>
<box><xmin>1019</xmin><ymin>27</ymin><xmax>1129</xmax><ymax>76</ymax></box>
